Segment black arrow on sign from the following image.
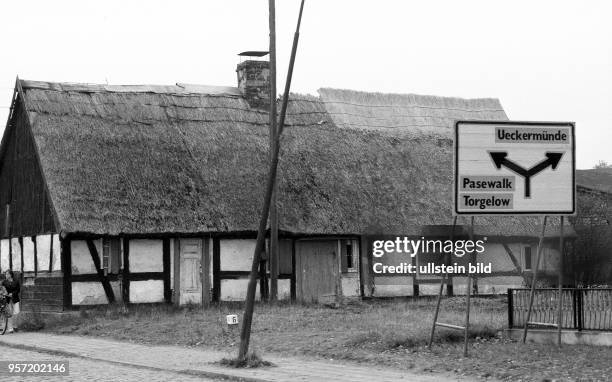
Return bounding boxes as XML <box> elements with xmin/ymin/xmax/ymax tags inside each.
<box><xmin>489</xmin><ymin>151</ymin><xmax>564</xmax><ymax>198</ymax></box>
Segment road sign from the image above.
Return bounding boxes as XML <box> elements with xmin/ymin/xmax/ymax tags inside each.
<box><xmin>454</xmin><ymin>121</ymin><xmax>575</xmax><ymax>215</ymax></box>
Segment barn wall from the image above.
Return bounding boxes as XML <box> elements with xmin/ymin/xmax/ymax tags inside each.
<box><xmin>130</xmin><ymin>239</ymin><xmax>163</xmax><ymax>272</ymax></box>
<box><xmin>478</xmin><ymin>243</ymin><xmax>522</xmax><ymax>272</ymax></box>
<box><xmin>22</xmin><ymin>237</ymin><xmax>35</xmax><ymax>272</ymax></box>
<box><xmin>0</xmin><ymin>239</ymin><xmax>9</xmax><ymax>270</ymax></box>
<box><xmin>72</xmin><ymin>282</ymin><xmax>107</xmax><ymax>305</ymax></box>
<box><xmin>130</xmin><ymin>280</ymin><xmax>164</xmax><ymax>303</ymax></box>
<box><xmin>36</xmin><ymin>234</ymin><xmax>51</xmax><ymax>271</ymax></box>
<box><xmin>370</xmin><ymin>276</ymin><xmax>415</xmax><ymax>297</ymax></box>
<box><xmin>220</xmin><ymin>239</ymin><xmax>255</xmax><ymax>271</ymax></box>
<box><xmin>477</xmin><ymin>276</ymin><xmax>524</xmax><ymax>294</ymax></box>
<box><xmin>366</xmin><ymin>238</ymin><xmax>564</xmax><ymax>297</ymax></box>
<box><xmin>215</xmin><ymin>238</ymin><xmax>293</xmax><ymax>302</ymax></box>
<box><xmin>0</xmin><ymin>99</ymin><xmax>57</xmax><ymax>238</ymax></box>
<box><xmin>70</xmin><ymin>240</ymin><xmax>101</xmax><ymax>274</ymax></box>
<box><xmin>220</xmin><ymin>279</ymin><xmax>262</xmax><ymax>301</ymax></box>
<box><xmin>11</xmin><ymin>238</ymin><xmax>21</xmax><ymax>271</ymax></box>
<box><xmin>52</xmin><ymin>234</ymin><xmax>61</xmax><ymax>271</ymax></box>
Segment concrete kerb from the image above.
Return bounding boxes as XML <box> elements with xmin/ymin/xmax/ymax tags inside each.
<box><xmin>0</xmin><ymin>340</ymin><xmax>269</xmax><ymax>382</ymax></box>
<box><xmin>505</xmin><ymin>328</ymin><xmax>612</xmax><ymax>346</ymax></box>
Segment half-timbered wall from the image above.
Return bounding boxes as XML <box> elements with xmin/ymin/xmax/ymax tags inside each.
<box><xmin>215</xmin><ymin>238</ymin><xmax>292</xmax><ymax>301</ymax></box>
<box><xmin>65</xmin><ymin>237</ymin><xmax>169</xmax><ymax>307</ymax></box>
<box><xmin>128</xmin><ymin>239</ymin><xmax>165</xmax><ymax>303</ymax></box>
<box><xmin>0</xmin><ymin>234</ymin><xmax>61</xmax><ymax>275</ymax></box>
<box><xmin>364</xmin><ymin>238</ymin><xmax>561</xmax><ymax>297</ymax></box>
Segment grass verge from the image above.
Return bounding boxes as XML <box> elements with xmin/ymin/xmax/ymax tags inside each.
<box><xmin>22</xmin><ymin>297</ymin><xmax>612</xmax><ymax>381</ymax></box>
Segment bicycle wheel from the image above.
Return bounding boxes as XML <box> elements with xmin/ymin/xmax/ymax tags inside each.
<box><xmin>0</xmin><ymin>310</ymin><xmax>7</xmax><ymax>335</ymax></box>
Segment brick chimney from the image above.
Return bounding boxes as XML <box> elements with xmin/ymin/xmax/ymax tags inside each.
<box><xmin>236</xmin><ymin>59</ymin><xmax>270</xmax><ymax>109</ymax></box>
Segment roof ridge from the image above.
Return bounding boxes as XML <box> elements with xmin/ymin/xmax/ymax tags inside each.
<box><xmin>20</xmin><ymin>79</ymin><xmax>242</xmax><ymax>97</ymax></box>
<box><xmin>318</xmin><ymin>87</ymin><xmax>503</xmax><ymax>103</ymax></box>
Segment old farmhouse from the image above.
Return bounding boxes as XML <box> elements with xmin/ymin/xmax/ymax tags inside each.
<box><xmin>0</xmin><ymin>60</ymin><xmax>571</xmax><ymax>312</ymax></box>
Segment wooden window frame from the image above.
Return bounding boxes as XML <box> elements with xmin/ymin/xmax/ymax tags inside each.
<box><xmin>341</xmin><ymin>239</ymin><xmax>358</xmax><ymax>274</ymax></box>
<box><xmin>523</xmin><ymin>245</ymin><xmax>532</xmax><ymax>271</ymax></box>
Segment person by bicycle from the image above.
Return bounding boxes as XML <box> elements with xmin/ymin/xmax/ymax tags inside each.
<box><xmin>1</xmin><ymin>270</ymin><xmax>20</xmax><ymax>333</ymax></box>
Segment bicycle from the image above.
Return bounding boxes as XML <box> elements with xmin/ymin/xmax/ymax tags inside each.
<box><xmin>0</xmin><ymin>294</ymin><xmax>10</xmax><ymax>335</ymax></box>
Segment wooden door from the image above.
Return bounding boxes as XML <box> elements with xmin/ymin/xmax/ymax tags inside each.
<box><xmin>296</xmin><ymin>240</ymin><xmax>337</xmax><ymax>303</ymax></box>
<box><xmin>179</xmin><ymin>239</ymin><xmax>202</xmax><ymax>305</ymax></box>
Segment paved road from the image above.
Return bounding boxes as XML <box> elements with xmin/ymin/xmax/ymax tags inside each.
<box><xmin>0</xmin><ymin>345</ymin><xmax>220</xmax><ymax>382</ymax></box>
<box><xmin>0</xmin><ymin>332</ymin><xmax>470</xmax><ymax>381</ymax></box>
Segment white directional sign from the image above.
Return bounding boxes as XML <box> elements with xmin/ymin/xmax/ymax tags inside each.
<box><xmin>454</xmin><ymin>121</ymin><xmax>575</xmax><ymax>215</ymax></box>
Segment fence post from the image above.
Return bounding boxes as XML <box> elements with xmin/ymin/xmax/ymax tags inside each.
<box><xmin>577</xmin><ymin>289</ymin><xmax>583</xmax><ymax>331</ymax></box>
<box><xmin>507</xmin><ymin>289</ymin><xmax>514</xmax><ymax>328</ymax></box>
<box><xmin>572</xmin><ymin>289</ymin><xmax>577</xmax><ymax>330</ymax></box>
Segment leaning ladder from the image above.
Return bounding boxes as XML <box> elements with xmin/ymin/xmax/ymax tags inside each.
<box><xmin>428</xmin><ymin>216</ymin><xmax>475</xmax><ymax>357</ymax></box>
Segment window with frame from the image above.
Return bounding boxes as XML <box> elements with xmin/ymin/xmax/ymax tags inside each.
<box><xmin>523</xmin><ymin>245</ymin><xmax>532</xmax><ymax>271</ymax></box>
<box><xmin>102</xmin><ymin>238</ymin><xmax>122</xmax><ymax>275</ymax></box>
<box><xmin>341</xmin><ymin>239</ymin><xmax>358</xmax><ymax>273</ymax></box>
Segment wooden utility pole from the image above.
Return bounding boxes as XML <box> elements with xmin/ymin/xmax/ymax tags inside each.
<box><xmin>238</xmin><ymin>0</ymin><xmax>305</xmax><ymax>360</ymax></box>
<box><xmin>269</xmin><ymin>0</ymin><xmax>279</xmax><ymax>302</ymax></box>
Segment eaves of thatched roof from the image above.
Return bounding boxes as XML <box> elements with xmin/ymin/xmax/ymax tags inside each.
<box><xmin>576</xmin><ymin>168</ymin><xmax>612</xmax><ymax>194</ymax></box>
<box><xmin>12</xmin><ymin>79</ymin><xmax>572</xmax><ymax>238</ymax></box>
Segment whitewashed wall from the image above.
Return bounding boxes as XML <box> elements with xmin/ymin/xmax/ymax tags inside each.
<box><xmin>72</xmin><ymin>282</ymin><xmax>107</xmax><ymax>305</ymax></box>
<box><xmin>36</xmin><ymin>235</ymin><xmax>51</xmax><ymax>271</ymax></box>
<box><xmin>130</xmin><ymin>239</ymin><xmax>163</xmax><ymax>272</ymax></box>
<box><xmin>0</xmin><ymin>239</ymin><xmax>9</xmax><ymax>271</ymax></box>
<box><xmin>371</xmin><ymin>276</ymin><xmax>414</xmax><ymax>297</ymax></box>
<box><xmin>220</xmin><ymin>279</ymin><xmax>262</xmax><ymax>301</ymax></box>
<box><xmin>418</xmin><ymin>284</ymin><xmax>441</xmax><ymax>296</ymax></box>
<box><xmin>130</xmin><ymin>280</ymin><xmax>164</xmax><ymax>303</ymax></box>
<box><xmin>220</xmin><ymin>239</ymin><xmax>255</xmax><ymax>271</ymax></box>
<box><xmin>477</xmin><ymin>276</ymin><xmax>524</xmax><ymax>294</ymax></box>
<box><xmin>52</xmin><ymin>234</ymin><xmax>61</xmax><ymax>271</ymax></box>
<box><xmin>478</xmin><ymin>243</ymin><xmax>522</xmax><ymax>271</ymax></box>
<box><xmin>22</xmin><ymin>237</ymin><xmax>35</xmax><ymax>272</ymax></box>
<box><xmin>11</xmin><ymin>238</ymin><xmax>20</xmax><ymax>271</ymax></box>
<box><xmin>71</xmin><ymin>240</ymin><xmax>102</xmax><ymax>274</ymax></box>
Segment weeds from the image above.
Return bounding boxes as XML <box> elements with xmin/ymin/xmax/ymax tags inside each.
<box><xmin>219</xmin><ymin>352</ymin><xmax>274</xmax><ymax>368</ymax></box>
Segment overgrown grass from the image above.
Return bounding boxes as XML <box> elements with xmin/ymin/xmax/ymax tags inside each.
<box><xmin>25</xmin><ymin>298</ymin><xmax>504</xmax><ymax>351</ymax></box>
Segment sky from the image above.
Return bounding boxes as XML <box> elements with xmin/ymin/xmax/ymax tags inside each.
<box><xmin>0</xmin><ymin>0</ymin><xmax>610</xmax><ymax>169</ymax></box>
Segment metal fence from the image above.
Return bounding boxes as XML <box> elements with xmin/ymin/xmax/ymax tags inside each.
<box><xmin>508</xmin><ymin>288</ymin><xmax>612</xmax><ymax>331</ymax></box>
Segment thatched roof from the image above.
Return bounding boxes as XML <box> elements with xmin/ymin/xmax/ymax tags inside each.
<box><xmin>577</xmin><ymin>168</ymin><xmax>612</xmax><ymax>194</ymax></box>
<box><xmin>319</xmin><ymin>88</ymin><xmax>506</xmax><ymax>137</ymax></box>
<box><xmin>13</xmin><ymin>79</ymin><xmax>569</xmax><ymax>237</ymax></box>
